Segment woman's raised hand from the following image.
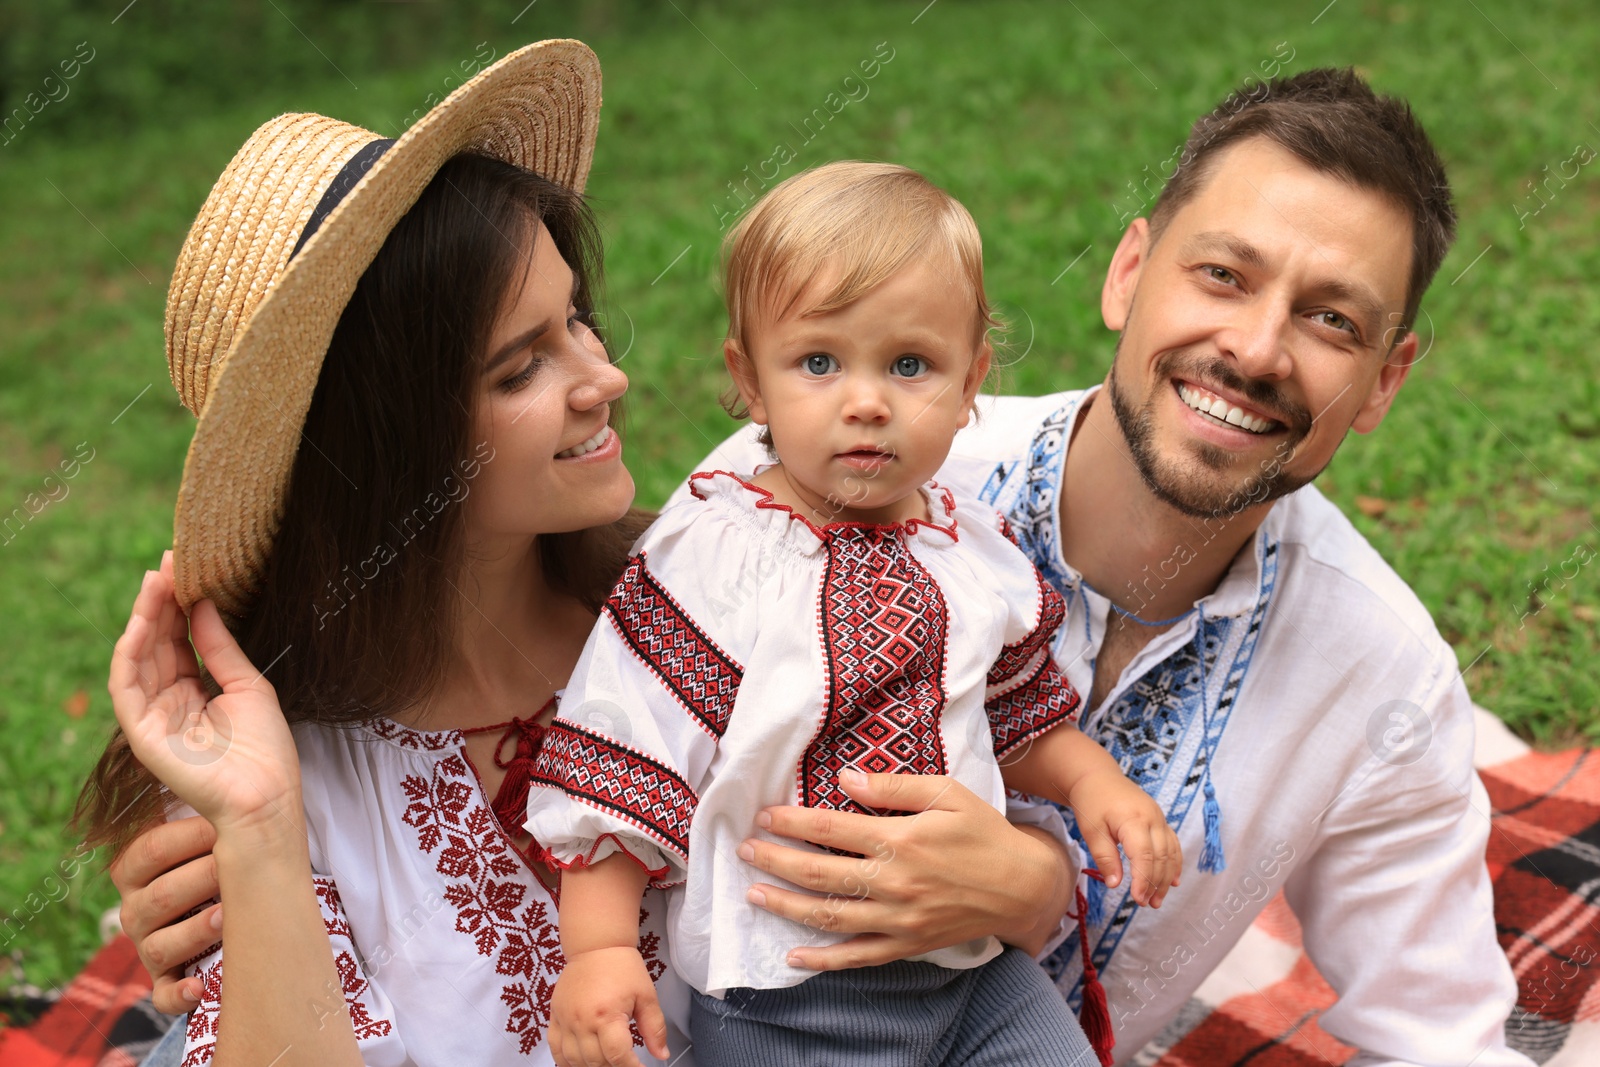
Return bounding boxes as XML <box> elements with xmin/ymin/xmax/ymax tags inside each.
<box><xmin>108</xmin><ymin>552</ymin><xmax>302</xmax><ymax>835</ymax></box>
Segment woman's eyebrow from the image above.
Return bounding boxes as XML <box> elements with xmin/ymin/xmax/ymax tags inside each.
<box><xmin>482</xmin><ymin>272</ymin><xmax>580</xmax><ymax>374</ymax></box>
<box><xmin>484</xmin><ymin>320</ymin><xmax>553</xmax><ymax>374</ymax></box>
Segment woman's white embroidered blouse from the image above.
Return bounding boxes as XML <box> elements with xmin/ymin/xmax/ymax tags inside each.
<box><xmin>178</xmin><ymin>717</ymin><xmax>686</xmax><ymax>1065</ymax></box>
<box><xmin>524</xmin><ymin>471</ymin><xmax>1082</xmax><ymax>998</ymax></box>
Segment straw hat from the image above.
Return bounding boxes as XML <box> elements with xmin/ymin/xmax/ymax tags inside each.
<box><xmin>164</xmin><ymin>39</ymin><xmax>601</xmax><ymax>620</ymax></box>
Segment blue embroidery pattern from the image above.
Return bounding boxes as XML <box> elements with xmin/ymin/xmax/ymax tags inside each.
<box><xmin>977</xmin><ymin>398</ymin><xmax>1078</xmax><ymax>593</ymax></box>
<box><xmin>977</xmin><ymin>393</ymin><xmax>1284</xmax><ymax>1011</ymax></box>
<box><xmin>1044</xmin><ymin>542</ymin><xmax>1279</xmax><ymax>1009</ymax></box>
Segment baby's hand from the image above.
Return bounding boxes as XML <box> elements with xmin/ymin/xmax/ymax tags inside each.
<box><xmin>1069</xmin><ymin>769</ymin><xmax>1183</xmax><ymax>908</ymax></box>
<box><xmin>549</xmin><ymin>946</ymin><xmax>669</xmax><ymax>1067</ymax></box>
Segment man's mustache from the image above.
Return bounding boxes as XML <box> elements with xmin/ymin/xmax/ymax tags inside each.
<box><xmin>1156</xmin><ymin>351</ymin><xmax>1314</xmax><ymax>435</ymax></box>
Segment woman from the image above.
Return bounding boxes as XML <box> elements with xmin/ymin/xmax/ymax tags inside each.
<box><xmin>77</xmin><ymin>40</ymin><xmax>1081</xmax><ymax>1066</ymax></box>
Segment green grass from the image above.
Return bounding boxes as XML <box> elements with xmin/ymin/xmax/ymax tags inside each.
<box><xmin>2</xmin><ymin>0</ymin><xmax>1597</xmax><ymax>997</ymax></box>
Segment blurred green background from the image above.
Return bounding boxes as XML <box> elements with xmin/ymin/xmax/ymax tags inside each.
<box><xmin>2</xmin><ymin>0</ymin><xmax>1596</xmax><ymax>1001</ymax></box>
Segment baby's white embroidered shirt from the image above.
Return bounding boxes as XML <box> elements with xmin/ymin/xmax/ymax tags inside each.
<box><xmin>525</xmin><ymin>470</ymin><xmax>1081</xmax><ymax>997</ymax></box>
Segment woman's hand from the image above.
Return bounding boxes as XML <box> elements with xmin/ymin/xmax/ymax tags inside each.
<box><xmin>737</xmin><ymin>770</ymin><xmax>1076</xmax><ymax>971</ymax></box>
<box><xmin>111</xmin><ymin>555</ymin><xmax>361</xmax><ymax>1064</ymax></box>
<box><xmin>109</xmin><ymin>814</ymin><xmax>221</xmax><ymax>1012</ymax></box>
<box><xmin>108</xmin><ymin>553</ymin><xmax>302</xmax><ymax>835</ymax></box>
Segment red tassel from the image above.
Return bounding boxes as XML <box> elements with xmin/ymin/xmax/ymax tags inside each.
<box><xmin>487</xmin><ymin>716</ymin><xmax>546</xmax><ymax>837</ymax></box>
<box><xmin>1073</xmin><ymin>885</ymin><xmax>1116</xmax><ymax>1066</ymax></box>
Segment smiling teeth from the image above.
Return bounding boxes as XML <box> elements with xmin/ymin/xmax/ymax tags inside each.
<box><xmin>1178</xmin><ymin>384</ymin><xmax>1274</xmax><ymax>434</ymax></box>
<box><xmin>556</xmin><ymin>425</ymin><xmax>610</xmax><ymax>458</ymax></box>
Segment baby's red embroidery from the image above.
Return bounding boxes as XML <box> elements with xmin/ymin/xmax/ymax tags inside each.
<box><xmin>530</xmin><ymin>723</ymin><xmax>698</xmax><ymax>865</ymax></box>
<box><xmin>605</xmin><ymin>552</ymin><xmax>744</xmax><ymax>739</ymax></box>
<box><xmin>804</xmin><ymin>527</ymin><xmax>950</xmax><ymax>815</ymax></box>
<box><xmin>989</xmin><ymin>570</ymin><xmax>1067</xmax><ymax>684</ymax></box>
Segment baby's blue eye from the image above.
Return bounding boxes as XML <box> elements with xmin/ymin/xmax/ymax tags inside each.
<box><xmin>891</xmin><ymin>356</ymin><xmax>928</xmax><ymax>377</ymax></box>
<box><xmin>803</xmin><ymin>354</ymin><xmax>837</xmax><ymax>375</ymax></box>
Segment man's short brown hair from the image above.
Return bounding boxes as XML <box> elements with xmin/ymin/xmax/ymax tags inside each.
<box><xmin>1149</xmin><ymin>67</ymin><xmax>1456</xmax><ymax>335</ymax></box>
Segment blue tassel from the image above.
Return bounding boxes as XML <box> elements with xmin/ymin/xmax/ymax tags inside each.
<box><xmin>1199</xmin><ymin>778</ymin><xmax>1226</xmax><ymax>873</ymax></box>
<box><xmin>1086</xmin><ymin>869</ymin><xmax>1106</xmax><ymax>925</ymax></box>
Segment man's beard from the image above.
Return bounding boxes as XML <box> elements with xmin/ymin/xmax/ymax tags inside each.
<box><xmin>1106</xmin><ymin>340</ymin><xmax>1327</xmax><ymax>520</ymax></box>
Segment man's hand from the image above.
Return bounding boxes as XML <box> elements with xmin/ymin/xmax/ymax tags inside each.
<box><xmin>109</xmin><ymin>814</ymin><xmax>221</xmax><ymax>1012</ymax></box>
<box><xmin>548</xmin><ymin>946</ymin><xmax>670</xmax><ymax>1067</ymax></box>
<box><xmin>737</xmin><ymin>770</ymin><xmax>1075</xmax><ymax>970</ymax></box>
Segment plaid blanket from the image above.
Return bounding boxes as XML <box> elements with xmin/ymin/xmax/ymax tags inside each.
<box><xmin>4</xmin><ymin>711</ymin><xmax>1594</xmax><ymax>1066</ymax></box>
<box><xmin>1139</xmin><ymin>708</ymin><xmax>1600</xmax><ymax>1065</ymax></box>
<box><xmin>0</xmin><ymin>933</ymin><xmax>166</xmax><ymax>1067</ymax></box>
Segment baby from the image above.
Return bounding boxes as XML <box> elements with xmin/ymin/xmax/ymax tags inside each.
<box><xmin>527</xmin><ymin>162</ymin><xmax>1180</xmax><ymax>1067</ymax></box>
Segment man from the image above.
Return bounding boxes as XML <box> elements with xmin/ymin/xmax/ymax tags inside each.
<box><xmin>711</xmin><ymin>68</ymin><xmax>1528</xmax><ymax>1063</ymax></box>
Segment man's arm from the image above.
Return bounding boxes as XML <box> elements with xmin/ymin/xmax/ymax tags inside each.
<box><xmin>1284</xmin><ymin>671</ymin><xmax>1530</xmax><ymax>1067</ymax></box>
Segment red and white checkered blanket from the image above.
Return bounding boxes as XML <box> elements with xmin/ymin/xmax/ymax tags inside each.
<box><xmin>0</xmin><ymin>933</ymin><xmax>162</xmax><ymax>1067</ymax></box>
<box><xmin>1137</xmin><ymin>708</ymin><xmax>1599</xmax><ymax>1065</ymax></box>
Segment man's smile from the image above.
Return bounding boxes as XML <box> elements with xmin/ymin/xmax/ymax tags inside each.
<box><xmin>1175</xmin><ymin>380</ymin><xmax>1281</xmax><ymax>435</ymax></box>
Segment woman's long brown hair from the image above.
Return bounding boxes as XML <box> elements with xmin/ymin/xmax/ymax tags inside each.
<box><xmin>75</xmin><ymin>154</ymin><xmax>651</xmax><ymax>858</ymax></box>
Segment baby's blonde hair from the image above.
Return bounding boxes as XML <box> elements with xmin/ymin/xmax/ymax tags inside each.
<box><xmin>721</xmin><ymin>161</ymin><xmax>998</xmax><ymax>419</ymax></box>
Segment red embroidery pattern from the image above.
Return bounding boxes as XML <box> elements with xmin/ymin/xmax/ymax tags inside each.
<box><xmin>316</xmin><ymin>879</ymin><xmax>353</xmax><ymax>939</ymax></box>
<box><xmin>989</xmin><ymin>571</ymin><xmax>1068</xmax><ymax>685</ymax></box>
<box><xmin>529</xmin><ymin>722</ymin><xmax>698</xmax><ymax>868</ymax></box>
<box><xmin>605</xmin><ymin>552</ymin><xmax>743</xmax><ymax>738</ymax></box>
<box><xmin>181</xmin><ymin>959</ymin><xmax>223</xmax><ymax>1065</ymax></box>
<box><xmin>400</xmin><ymin>754</ymin><xmax>566</xmax><ymax>1055</ymax></box>
<box><xmin>996</xmin><ymin>512</ymin><xmax>1020</xmax><ymax>547</ymax></box>
<box><xmin>986</xmin><ymin>655</ymin><xmax>1082</xmax><ymax>758</ymax></box>
<box><xmin>316</xmin><ymin>881</ymin><xmax>394</xmax><ymax>1041</ymax></box>
<box><xmin>181</xmin><ymin>879</ymin><xmax>393</xmax><ymax>1064</ymax></box>
<box><xmin>369</xmin><ymin>716</ymin><xmax>462</xmax><ymax>751</ymax></box>
<box><xmin>637</xmin><ymin>906</ymin><xmax>667</xmax><ymax>982</ymax></box>
<box><xmin>334</xmin><ymin>951</ymin><xmax>394</xmax><ymax>1040</ymax></box>
<box><xmin>803</xmin><ymin>527</ymin><xmax>949</xmax><ymax>815</ymax></box>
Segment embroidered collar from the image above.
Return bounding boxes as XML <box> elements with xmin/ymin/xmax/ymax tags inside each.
<box><xmin>367</xmin><ymin>693</ymin><xmax>562</xmax><ymax>758</ymax></box>
<box><xmin>366</xmin><ymin>716</ymin><xmax>464</xmax><ymax>751</ymax></box>
<box><xmin>687</xmin><ymin>469</ymin><xmax>961</xmax><ymax>549</ymax></box>
<box><xmin>1039</xmin><ymin>386</ymin><xmax>1281</xmax><ymax>622</ymax></box>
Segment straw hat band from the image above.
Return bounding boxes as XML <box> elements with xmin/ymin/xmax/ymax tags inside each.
<box><xmin>288</xmin><ymin>137</ymin><xmax>395</xmax><ymax>261</ymax></box>
<box><xmin>165</xmin><ymin>115</ymin><xmax>384</xmax><ymax>417</ymax></box>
